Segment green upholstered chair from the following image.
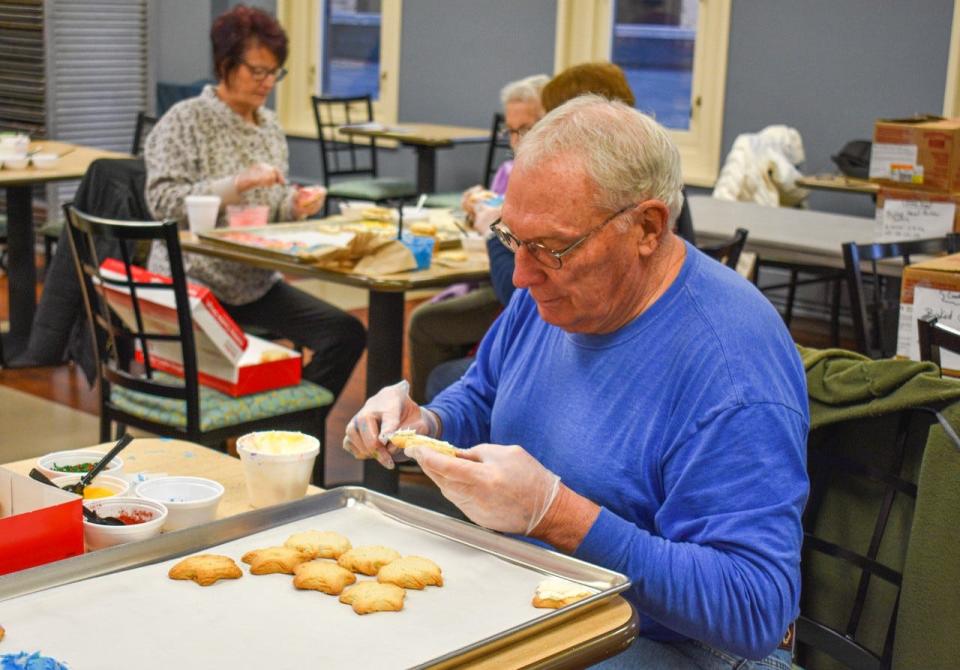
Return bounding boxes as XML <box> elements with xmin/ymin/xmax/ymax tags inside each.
<box><xmin>63</xmin><ymin>206</ymin><xmax>332</xmax><ymax>483</ymax></box>
<box><xmin>310</xmin><ymin>94</ymin><xmax>417</xmax><ymax>214</ymax></box>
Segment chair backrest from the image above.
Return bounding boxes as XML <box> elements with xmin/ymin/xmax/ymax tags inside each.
<box><xmin>798</xmin><ymin>406</ymin><xmax>942</xmax><ymax>670</ymax></box>
<box><xmin>131</xmin><ymin>112</ymin><xmax>158</xmax><ymax>156</ymax></box>
<box><xmin>843</xmin><ymin>235</ymin><xmax>960</xmax><ymax>358</ymax></box>
<box><xmin>63</xmin><ymin>205</ymin><xmax>202</xmax><ymax>435</ymax></box>
<box><xmin>917</xmin><ymin>314</ymin><xmax>960</xmax><ymax>370</ymax></box>
<box><xmin>697</xmin><ymin>227</ymin><xmax>748</xmax><ymax>269</ymax></box>
<box><xmin>310</xmin><ymin>95</ymin><xmax>378</xmax><ymax>186</ymax></box>
<box><xmin>482</xmin><ymin>112</ymin><xmax>511</xmax><ymax>188</ymax></box>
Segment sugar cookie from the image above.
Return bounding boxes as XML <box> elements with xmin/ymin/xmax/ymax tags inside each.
<box><xmin>532</xmin><ymin>576</ymin><xmax>595</xmax><ymax>608</ymax></box>
<box><xmin>242</xmin><ymin>546</ymin><xmax>309</xmax><ymax>575</ymax></box>
<box><xmin>377</xmin><ymin>555</ymin><xmax>443</xmax><ymax>589</ymax></box>
<box><xmin>337</xmin><ymin>545</ymin><xmax>401</xmax><ymax>576</ymax></box>
<box><xmin>339</xmin><ymin>581</ymin><xmax>405</xmax><ymax>614</ymax></box>
<box><xmin>284</xmin><ymin>530</ymin><xmax>352</xmax><ymax>559</ymax></box>
<box><xmin>293</xmin><ymin>560</ymin><xmax>357</xmax><ymax>595</ymax></box>
<box><xmin>168</xmin><ymin>554</ymin><xmax>242</xmax><ymax>587</ymax></box>
<box><xmin>388</xmin><ymin>429</ymin><xmax>460</xmax><ymax>458</ymax></box>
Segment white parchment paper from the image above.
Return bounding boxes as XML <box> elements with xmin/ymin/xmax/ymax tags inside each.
<box><xmin>0</xmin><ymin>505</ymin><xmax>598</xmax><ymax>669</ymax></box>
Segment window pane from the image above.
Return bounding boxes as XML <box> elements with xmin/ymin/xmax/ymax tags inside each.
<box><xmin>321</xmin><ymin>0</ymin><xmax>381</xmax><ymax>98</ymax></box>
<box><xmin>611</xmin><ymin>0</ymin><xmax>697</xmax><ymax>130</ymax></box>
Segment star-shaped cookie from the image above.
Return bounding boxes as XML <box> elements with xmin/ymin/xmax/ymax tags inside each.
<box><xmin>377</xmin><ymin>556</ymin><xmax>443</xmax><ymax>589</ymax></box>
<box><xmin>337</xmin><ymin>545</ymin><xmax>401</xmax><ymax>576</ymax></box>
<box><xmin>242</xmin><ymin>546</ymin><xmax>309</xmax><ymax>575</ymax></box>
<box><xmin>168</xmin><ymin>554</ymin><xmax>243</xmax><ymax>587</ymax></box>
<box><xmin>293</xmin><ymin>560</ymin><xmax>357</xmax><ymax>595</ymax></box>
<box><xmin>339</xmin><ymin>581</ymin><xmax>405</xmax><ymax>614</ymax></box>
<box><xmin>285</xmin><ymin>530</ymin><xmax>352</xmax><ymax>559</ymax></box>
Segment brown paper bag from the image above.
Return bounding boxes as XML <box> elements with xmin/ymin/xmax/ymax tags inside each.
<box><xmin>353</xmin><ymin>240</ymin><xmax>418</xmax><ymax>274</ymax></box>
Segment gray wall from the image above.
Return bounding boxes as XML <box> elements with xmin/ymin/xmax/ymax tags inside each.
<box><xmin>155</xmin><ymin>0</ymin><xmax>957</xmax><ymax>214</ymax></box>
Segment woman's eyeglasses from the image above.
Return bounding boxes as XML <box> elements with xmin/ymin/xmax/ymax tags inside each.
<box><xmin>242</xmin><ymin>61</ymin><xmax>288</xmax><ymax>83</ymax></box>
<box><xmin>498</xmin><ymin>126</ymin><xmax>533</xmax><ymax>144</ymax></box>
<box><xmin>490</xmin><ymin>203</ymin><xmax>637</xmax><ymax>270</ymax></box>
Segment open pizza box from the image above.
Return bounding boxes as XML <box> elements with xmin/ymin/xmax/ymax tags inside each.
<box><xmin>99</xmin><ymin>260</ymin><xmax>301</xmax><ymax>396</ymax></box>
<box><xmin>0</xmin><ymin>468</ymin><xmax>83</xmax><ymax>575</ymax></box>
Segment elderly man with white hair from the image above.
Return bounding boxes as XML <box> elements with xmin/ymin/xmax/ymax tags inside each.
<box><xmin>344</xmin><ymin>96</ymin><xmax>808</xmax><ymax>669</ymax></box>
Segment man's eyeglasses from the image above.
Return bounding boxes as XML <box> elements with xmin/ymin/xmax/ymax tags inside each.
<box><xmin>242</xmin><ymin>61</ymin><xmax>287</xmax><ymax>83</ymax></box>
<box><xmin>490</xmin><ymin>202</ymin><xmax>637</xmax><ymax>270</ymax></box>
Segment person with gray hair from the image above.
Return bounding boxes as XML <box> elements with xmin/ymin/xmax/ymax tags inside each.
<box><xmin>407</xmin><ymin>73</ymin><xmax>548</xmax><ymax>404</ymax></box>
<box><xmin>345</xmin><ymin>96</ymin><xmax>808</xmax><ymax>668</ymax></box>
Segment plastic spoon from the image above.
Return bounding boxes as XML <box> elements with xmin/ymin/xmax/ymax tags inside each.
<box><xmin>28</xmin><ymin>468</ymin><xmax>124</xmax><ymax>525</ymax></box>
<box><xmin>413</xmin><ymin>193</ymin><xmax>428</xmax><ymax>215</ymax></box>
<box><xmin>62</xmin><ymin>433</ymin><xmax>134</xmax><ymax>496</ymax></box>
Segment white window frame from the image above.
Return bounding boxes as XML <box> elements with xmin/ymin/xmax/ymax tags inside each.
<box><xmin>944</xmin><ymin>0</ymin><xmax>960</xmax><ymax>116</ymax></box>
<box><xmin>276</xmin><ymin>0</ymin><xmax>402</xmax><ymax>138</ymax></box>
<box><xmin>555</xmin><ymin>0</ymin><xmax>731</xmax><ymax>187</ymax></box>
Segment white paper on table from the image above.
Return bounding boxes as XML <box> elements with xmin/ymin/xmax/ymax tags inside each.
<box><xmin>869</xmin><ymin>142</ymin><xmax>919</xmax><ymax>180</ymax></box>
<box><xmin>873</xmin><ymin>199</ymin><xmax>956</xmax><ymax>242</ymax></box>
<box><xmin>897</xmin><ymin>286</ymin><xmax>960</xmax><ymax>370</ymax></box>
<box><xmin>0</xmin><ymin>505</ymin><xmax>605</xmax><ymax>669</ymax></box>
<box><xmin>255</xmin><ymin>230</ymin><xmax>356</xmax><ymax>248</ymax></box>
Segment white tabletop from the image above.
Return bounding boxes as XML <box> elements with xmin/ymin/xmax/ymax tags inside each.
<box><xmin>689</xmin><ymin>195</ymin><xmax>880</xmax><ymax>272</ymax></box>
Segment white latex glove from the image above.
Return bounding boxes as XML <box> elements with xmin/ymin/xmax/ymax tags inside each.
<box><xmin>234</xmin><ymin>162</ymin><xmax>285</xmax><ymax>192</ymax></box>
<box><xmin>406</xmin><ymin>442</ymin><xmax>561</xmax><ymax>535</ymax></box>
<box><xmin>293</xmin><ymin>185</ymin><xmax>327</xmax><ymax>218</ymax></box>
<box><xmin>342</xmin><ymin>381</ymin><xmax>438</xmax><ymax>470</ymax></box>
<box><xmin>471</xmin><ymin>200</ymin><xmax>502</xmax><ymax>234</ymax></box>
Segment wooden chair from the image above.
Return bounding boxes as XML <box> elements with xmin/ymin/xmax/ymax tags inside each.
<box><xmin>310</xmin><ymin>94</ymin><xmax>417</xmax><ymax>214</ymax></box>
<box><xmin>797</xmin><ymin>405</ymin><xmax>949</xmax><ymax>669</ymax></box>
<box><xmin>697</xmin><ymin>227</ymin><xmax>748</xmax><ymax>270</ymax></box>
<box><xmin>843</xmin><ymin>236</ymin><xmax>960</xmax><ymax>358</ymax></box>
<box><xmin>131</xmin><ymin>111</ymin><xmax>158</xmax><ymax>156</ymax></box>
<box><xmin>917</xmin><ymin>314</ymin><xmax>960</xmax><ymax>371</ymax></box>
<box><xmin>63</xmin><ymin>206</ymin><xmax>333</xmax><ymax>484</ymax></box>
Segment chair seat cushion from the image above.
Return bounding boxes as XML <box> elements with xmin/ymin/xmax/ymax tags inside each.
<box><xmin>424</xmin><ymin>192</ymin><xmax>462</xmax><ymax>209</ymax></box>
<box><xmin>110</xmin><ymin>372</ymin><xmax>333</xmax><ymax>432</ymax></box>
<box><xmin>327</xmin><ymin>177</ymin><xmax>417</xmax><ymax>202</ymax></box>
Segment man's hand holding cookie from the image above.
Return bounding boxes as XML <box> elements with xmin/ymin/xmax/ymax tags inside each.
<box><xmin>342</xmin><ymin>380</ymin><xmax>441</xmax><ymax>470</ymax></box>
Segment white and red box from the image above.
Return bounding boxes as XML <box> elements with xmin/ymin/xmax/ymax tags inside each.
<box><xmin>137</xmin><ymin>333</ymin><xmax>302</xmax><ymax>397</ymax></box>
<box><xmin>0</xmin><ymin>468</ymin><xmax>83</xmax><ymax>575</ymax></box>
<box><xmin>99</xmin><ymin>260</ymin><xmax>301</xmax><ymax>397</ymax></box>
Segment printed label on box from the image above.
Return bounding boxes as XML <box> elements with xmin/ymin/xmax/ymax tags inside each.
<box><xmin>897</xmin><ymin>286</ymin><xmax>960</xmax><ymax>370</ymax></box>
<box><xmin>869</xmin><ymin>143</ymin><xmax>920</xmax><ymax>179</ymax></box>
<box><xmin>874</xmin><ymin>199</ymin><xmax>956</xmax><ymax>242</ymax></box>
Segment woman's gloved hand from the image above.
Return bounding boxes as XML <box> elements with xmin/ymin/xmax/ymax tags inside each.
<box><xmin>406</xmin><ymin>442</ymin><xmax>561</xmax><ymax>535</ymax></box>
<box><xmin>342</xmin><ymin>381</ymin><xmax>438</xmax><ymax>470</ymax></box>
<box><xmin>234</xmin><ymin>162</ymin><xmax>285</xmax><ymax>192</ymax></box>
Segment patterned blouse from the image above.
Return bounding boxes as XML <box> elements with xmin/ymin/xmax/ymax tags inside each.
<box><xmin>145</xmin><ymin>85</ymin><xmax>299</xmax><ymax>305</ymax></box>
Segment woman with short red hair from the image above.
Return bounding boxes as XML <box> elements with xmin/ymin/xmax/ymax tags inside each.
<box><xmin>145</xmin><ymin>5</ymin><xmax>365</xmax><ymax>403</ymax></box>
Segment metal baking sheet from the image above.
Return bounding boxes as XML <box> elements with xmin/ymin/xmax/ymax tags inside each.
<box><xmin>0</xmin><ymin>487</ymin><xmax>629</xmax><ymax>669</ymax></box>
<box><xmin>199</xmin><ymin>218</ymin><xmax>462</xmax><ymax>265</ymax></box>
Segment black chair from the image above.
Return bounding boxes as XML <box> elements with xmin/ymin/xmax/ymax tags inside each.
<box><xmin>482</xmin><ymin>112</ymin><xmax>511</xmax><ymax>188</ymax></box>
<box><xmin>843</xmin><ymin>236</ymin><xmax>960</xmax><ymax>358</ymax></box>
<box><xmin>63</xmin><ymin>206</ymin><xmax>333</xmax><ymax>483</ymax></box>
<box><xmin>796</xmin><ymin>403</ymin><xmax>960</xmax><ymax>670</ymax></box>
<box><xmin>310</xmin><ymin>95</ymin><xmax>417</xmax><ymax>214</ymax></box>
<box><xmin>917</xmin><ymin>314</ymin><xmax>960</xmax><ymax>371</ymax></box>
<box><xmin>131</xmin><ymin>111</ymin><xmax>158</xmax><ymax>156</ymax></box>
<box><xmin>697</xmin><ymin>227</ymin><xmax>748</xmax><ymax>270</ymax></box>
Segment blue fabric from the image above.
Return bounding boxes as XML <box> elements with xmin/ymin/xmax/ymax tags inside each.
<box><xmin>426</xmin><ymin>356</ymin><xmax>474</xmax><ymax>402</ymax></box>
<box><xmin>592</xmin><ymin>637</ymin><xmax>792</xmax><ymax>670</ymax></box>
<box><xmin>486</xmin><ymin>234</ymin><xmax>516</xmax><ymax>307</ymax></box>
<box><xmin>428</xmin><ymin>242</ymin><xmax>809</xmax><ymax>659</ymax></box>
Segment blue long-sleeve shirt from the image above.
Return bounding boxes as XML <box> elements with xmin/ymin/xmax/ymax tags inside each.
<box><xmin>428</xmin><ymin>243</ymin><xmax>809</xmax><ymax>659</ymax></box>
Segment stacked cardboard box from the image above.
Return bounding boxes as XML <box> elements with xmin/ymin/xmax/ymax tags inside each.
<box><xmin>871</xmin><ymin>117</ymin><xmax>960</xmax><ymax>365</ymax></box>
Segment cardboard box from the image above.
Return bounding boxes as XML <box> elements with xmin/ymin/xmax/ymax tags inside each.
<box><xmin>870</xmin><ymin>115</ymin><xmax>960</xmax><ymax>193</ymax></box>
<box><xmin>136</xmin><ymin>333</ymin><xmax>302</xmax><ymax>397</ymax></box>
<box><xmin>0</xmin><ymin>468</ymin><xmax>84</xmax><ymax>575</ymax></box>
<box><xmin>897</xmin><ymin>252</ymin><xmax>960</xmax><ymax>376</ymax></box>
<box><xmin>99</xmin><ymin>259</ymin><xmax>247</xmax><ymax>364</ymax></box>
<box><xmin>875</xmin><ymin>187</ymin><xmax>960</xmax><ymax>240</ymax></box>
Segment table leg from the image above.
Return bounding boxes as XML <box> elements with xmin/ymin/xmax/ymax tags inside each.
<box><xmin>2</xmin><ymin>185</ymin><xmax>36</xmax><ymax>360</ymax></box>
<box><xmin>412</xmin><ymin>146</ymin><xmax>437</xmax><ymax>194</ymax></box>
<box><xmin>362</xmin><ymin>289</ymin><xmax>406</xmax><ymax>494</ymax></box>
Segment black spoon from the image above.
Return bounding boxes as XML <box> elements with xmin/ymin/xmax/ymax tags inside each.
<box><xmin>28</xmin><ymin>468</ymin><xmax>124</xmax><ymax>526</ymax></box>
<box><xmin>63</xmin><ymin>433</ymin><xmax>134</xmax><ymax>496</ymax></box>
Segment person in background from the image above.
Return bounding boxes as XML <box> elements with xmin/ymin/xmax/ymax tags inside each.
<box><xmin>407</xmin><ymin>74</ymin><xmax>548</xmax><ymax>403</ymax></box>
<box><xmin>144</xmin><ymin>5</ymin><xmax>365</xmax><ymax>403</ymax></box>
<box><xmin>344</xmin><ymin>96</ymin><xmax>808</xmax><ymax>668</ymax></box>
<box><xmin>414</xmin><ymin>63</ymin><xmax>641</xmax><ymax>402</ymax></box>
